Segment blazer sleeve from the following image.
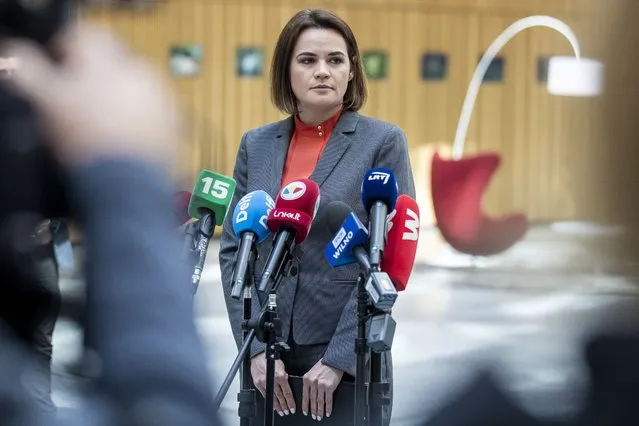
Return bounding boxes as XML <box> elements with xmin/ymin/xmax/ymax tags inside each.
<box><xmin>322</xmin><ymin>126</ymin><xmax>416</xmax><ymax>375</ymax></box>
<box><xmin>218</xmin><ymin>132</ymin><xmax>267</xmax><ymax>358</ymax></box>
<box><xmin>69</xmin><ymin>158</ymin><xmax>217</xmax><ymax>416</ymax></box>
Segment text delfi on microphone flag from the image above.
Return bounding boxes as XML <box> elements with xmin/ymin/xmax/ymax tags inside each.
<box><xmin>188</xmin><ymin>169</ymin><xmax>236</xmax><ymax>225</ymax></box>
<box><xmin>325</xmin><ymin>211</ymin><xmax>369</xmax><ymax>267</ymax></box>
<box><xmin>232</xmin><ymin>190</ymin><xmax>275</xmax><ymax>243</ymax></box>
<box><xmin>266</xmin><ymin>179</ymin><xmax>320</xmax><ymax>244</ymax></box>
<box><xmin>382</xmin><ymin>194</ymin><xmax>420</xmax><ymax>292</ymax></box>
<box><xmin>231</xmin><ymin>190</ymin><xmax>275</xmax><ymax>299</ymax></box>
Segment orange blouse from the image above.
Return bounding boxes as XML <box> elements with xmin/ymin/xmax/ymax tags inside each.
<box><xmin>280</xmin><ymin>108</ymin><xmax>343</xmax><ymax>187</ymax></box>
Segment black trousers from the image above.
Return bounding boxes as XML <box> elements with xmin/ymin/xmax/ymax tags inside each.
<box><xmin>248</xmin><ymin>333</ymin><xmax>393</xmax><ymax>426</ymax></box>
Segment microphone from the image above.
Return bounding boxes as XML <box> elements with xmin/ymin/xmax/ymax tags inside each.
<box><xmin>257</xmin><ymin>179</ymin><xmax>320</xmax><ymax>293</ymax></box>
<box><xmin>188</xmin><ymin>170</ymin><xmax>236</xmax><ymax>225</ymax></box>
<box><xmin>324</xmin><ymin>201</ymin><xmax>370</xmax><ymax>271</ymax></box>
<box><xmin>382</xmin><ymin>194</ymin><xmax>420</xmax><ymax>292</ymax></box>
<box><xmin>187</xmin><ymin>170</ymin><xmax>237</xmax><ymax>291</ymax></box>
<box><xmin>230</xmin><ymin>190</ymin><xmax>275</xmax><ymax>299</ymax></box>
<box><xmin>323</xmin><ymin>201</ymin><xmax>397</xmax><ymax>310</ymax></box>
<box><xmin>368</xmin><ymin>195</ymin><xmax>420</xmax><ymax>352</ymax></box>
<box><xmin>361</xmin><ymin>168</ymin><xmax>398</xmax><ymax>269</ymax></box>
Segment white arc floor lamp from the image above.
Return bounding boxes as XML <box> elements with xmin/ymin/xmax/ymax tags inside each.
<box><xmin>430</xmin><ymin>15</ymin><xmax>605</xmax><ymax>259</ymax></box>
<box><xmin>451</xmin><ymin>15</ymin><xmax>605</xmax><ymax>160</ymax></box>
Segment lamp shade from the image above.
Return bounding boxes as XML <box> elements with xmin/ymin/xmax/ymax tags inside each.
<box><xmin>547</xmin><ymin>56</ymin><xmax>604</xmax><ymax>97</ymax></box>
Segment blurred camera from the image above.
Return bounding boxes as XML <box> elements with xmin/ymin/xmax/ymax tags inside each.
<box><xmin>0</xmin><ymin>1</ymin><xmax>72</xmax><ymax>346</ymax></box>
<box><xmin>0</xmin><ymin>0</ymin><xmax>74</xmax><ymax>222</ymax></box>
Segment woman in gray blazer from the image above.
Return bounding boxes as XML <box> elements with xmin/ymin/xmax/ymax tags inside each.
<box><xmin>219</xmin><ymin>8</ymin><xmax>415</xmax><ymax>425</ymax></box>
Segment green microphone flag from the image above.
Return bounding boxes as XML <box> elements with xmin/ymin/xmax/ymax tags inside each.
<box><xmin>188</xmin><ymin>169</ymin><xmax>236</xmax><ymax>226</ymax></box>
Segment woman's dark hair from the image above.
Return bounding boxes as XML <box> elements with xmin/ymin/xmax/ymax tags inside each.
<box><xmin>270</xmin><ymin>8</ymin><xmax>367</xmax><ymax>115</ymax></box>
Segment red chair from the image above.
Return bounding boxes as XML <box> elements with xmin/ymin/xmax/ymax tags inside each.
<box><xmin>431</xmin><ymin>152</ymin><xmax>528</xmax><ymax>256</ymax></box>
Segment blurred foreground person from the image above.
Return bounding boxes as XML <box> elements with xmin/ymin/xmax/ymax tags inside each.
<box><xmin>28</xmin><ymin>219</ymin><xmax>62</xmax><ymax>417</ymax></box>
<box><xmin>0</xmin><ymin>23</ymin><xmax>219</xmax><ymax>425</ymax></box>
<box><xmin>1</xmin><ymin>55</ymin><xmax>70</xmax><ymax>418</ymax></box>
<box><xmin>419</xmin><ymin>0</ymin><xmax>639</xmax><ymax>425</ymax></box>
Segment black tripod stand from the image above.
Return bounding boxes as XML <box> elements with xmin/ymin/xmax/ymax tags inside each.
<box><xmin>230</xmin><ymin>241</ymin><xmax>259</xmax><ymax>426</ymax></box>
<box><xmin>354</xmin><ymin>273</ymin><xmax>369</xmax><ymax>426</ymax></box>
<box><xmin>354</xmin><ymin>272</ymin><xmax>394</xmax><ymax>426</ymax></box>
<box><xmin>368</xmin><ymin>327</ymin><xmax>392</xmax><ymax>426</ymax></box>
<box><xmin>213</xmin><ymin>233</ymin><xmax>296</xmax><ymax>426</ymax></box>
<box><xmin>256</xmin><ymin>292</ymin><xmax>291</xmax><ymax>426</ymax></box>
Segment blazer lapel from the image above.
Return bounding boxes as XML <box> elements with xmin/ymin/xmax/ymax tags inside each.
<box><xmin>268</xmin><ymin>116</ymin><xmax>294</xmax><ymax>198</ymax></box>
<box><xmin>310</xmin><ymin>110</ymin><xmax>359</xmax><ymax>188</ymax></box>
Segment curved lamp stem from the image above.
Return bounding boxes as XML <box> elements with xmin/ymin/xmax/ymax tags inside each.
<box><xmin>451</xmin><ymin>16</ymin><xmax>581</xmax><ymax>160</ymax></box>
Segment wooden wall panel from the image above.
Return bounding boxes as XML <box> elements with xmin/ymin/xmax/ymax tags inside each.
<box><xmin>80</xmin><ymin>0</ymin><xmax>604</xmax><ymax>221</ymax></box>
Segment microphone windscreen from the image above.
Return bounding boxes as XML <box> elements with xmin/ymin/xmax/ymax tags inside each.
<box><xmin>325</xmin><ymin>201</ymin><xmax>353</xmax><ymax>235</ymax></box>
<box><xmin>361</xmin><ymin>168</ymin><xmax>398</xmax><ymax>211</ymax></box>
<box><xmin>323</xmin><ymin>202</ymin><xmax>369</xmax><ymax>268</ymax></box>
<box><xmin>188</xmin><ymin>169</ymin><xmax>237</xmax><ymax>225</ymax></box>
<box><xmin>266</xmin><ymin>179</ymin><xmax>320</xmax><ymax>243</ymax></box>
<box><xmin>232</xmin><ymin>190</ymin><xmax>275</xmax><ymax>243</ymax></box>
<box><xmin>382</xmin><ymin>194</ymin><xmax>420</xmax><ymax>291</ymax></box>
<box><xmin>173</xmin><ymin>191</ymin><xmax>192</xmax><ymax>225</ymax></box>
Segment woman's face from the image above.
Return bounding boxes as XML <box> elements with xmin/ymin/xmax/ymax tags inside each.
<box><xmin>289</xmin><ymin>28</ymin><xmax>353</xmax><ymax>114</ymax></box>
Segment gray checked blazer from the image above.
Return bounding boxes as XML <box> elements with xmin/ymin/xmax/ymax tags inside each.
<box><xmin>219</xmin><ymin>110</ymin><xmax>415</xmax><ymax>377</ymax></box>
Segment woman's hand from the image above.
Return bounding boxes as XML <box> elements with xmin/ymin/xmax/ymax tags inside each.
<box><xmin>302</xmin><ymin>359</ymin><xmax>344</xmax><ymax>420</ymax></box>
<box><xmin>250</xmin><ymin>354</ymin><xmax>296</xmax><ymax>416</ymax></box>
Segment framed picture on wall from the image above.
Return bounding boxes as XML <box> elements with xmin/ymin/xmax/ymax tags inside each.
<box><xmin>537</xmin><ymin>56</ymin><xmax>551</xmax><ymax>83</ymax></box>
<box><xmin>170</xmin><ymin>45</ymin><xmax>203</xmax><ymax>78</ymax></box>
<box><xmin>479</xmin><ymin>54</ymin><xmax>505</xmax><ymax>83</ymax></box>
<box><xmin>236</xmin><ymin>47</ymin><xmax>265</xmax><ymax>77</ymax></box>
<box><xmin>363</xmin><ymin>51</ymin><xmax>388</xmax><ymax>80</ymax></box>
<box><xmin>421</xmin><ymin>52</ymin><xmax>448</xmax><ymax>81</ymax></box>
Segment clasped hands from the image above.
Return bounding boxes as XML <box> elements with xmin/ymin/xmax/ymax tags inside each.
<box><xmin>250</xmin><ymin>354</ymin><xmax>344</xmax><ymax>421</ymax></box>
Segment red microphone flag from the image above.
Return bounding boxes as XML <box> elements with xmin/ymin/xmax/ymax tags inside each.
<box><xmin>382</xmin><ymin>194</ymin><xmax>420</xmax><ymax>291</ymax></box>
<box><xmin>266</xmin><ymin>179</ymin><xmax>320</xmax><ymax>244</ymax></box>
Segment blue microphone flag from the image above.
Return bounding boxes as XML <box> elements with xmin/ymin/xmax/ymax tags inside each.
<box><xmin>361</xmin><ymin>168</ymin><xmax>399</xmax><ymax>211</ymax></box>
<box><xmin>232</xmin><ymin>190</ymin><xmax>275</xmax><ymax>243</ymax></box>
<box><xmin>325</xmin><ymin>212</ymin><xmax>369</xmax><ymax>268</ymax></box>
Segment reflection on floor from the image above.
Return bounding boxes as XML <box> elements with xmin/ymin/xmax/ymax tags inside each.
<box><xmin>52</xmin><ymin>222</ymin><xmax>639</xmax><ymax>425</ymax></box>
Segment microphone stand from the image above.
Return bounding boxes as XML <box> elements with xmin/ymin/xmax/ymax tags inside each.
<box><xmin>354</xmin><ymin>269</ymin><xmax>391</xmax><ymax>426</ymax></box>
<box><xmin>261</xmin><ymin>291</ymin><xmax>289</xmax><ymax>426</ymax></box>
<box><xmin>213</xmin><ymin>233</ymin><xmax>296</xmax><ymax>426</ymax></box>
<box><xmin>236</xmin><ymin>245</ymin><xmax>258</xmax><ymax>426</ymax></box>
<box><xmin>366</xmin><ymin>199</ymin><xmax>391</xmax><ymax>426</ymax></box>
<box><xmin>352</xmin><ymin>243</ymin><xmax>392</xmax><ymax>426</ymax></box>
<box><xmin>354</xmin><ymin>272</ymin><xmax>369</xmax><ymax>426</ymax></box>
<box><xmin>368</xmin><ymin>306</ymin><xmax>391</xmax><ymax>426</ymax></box>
